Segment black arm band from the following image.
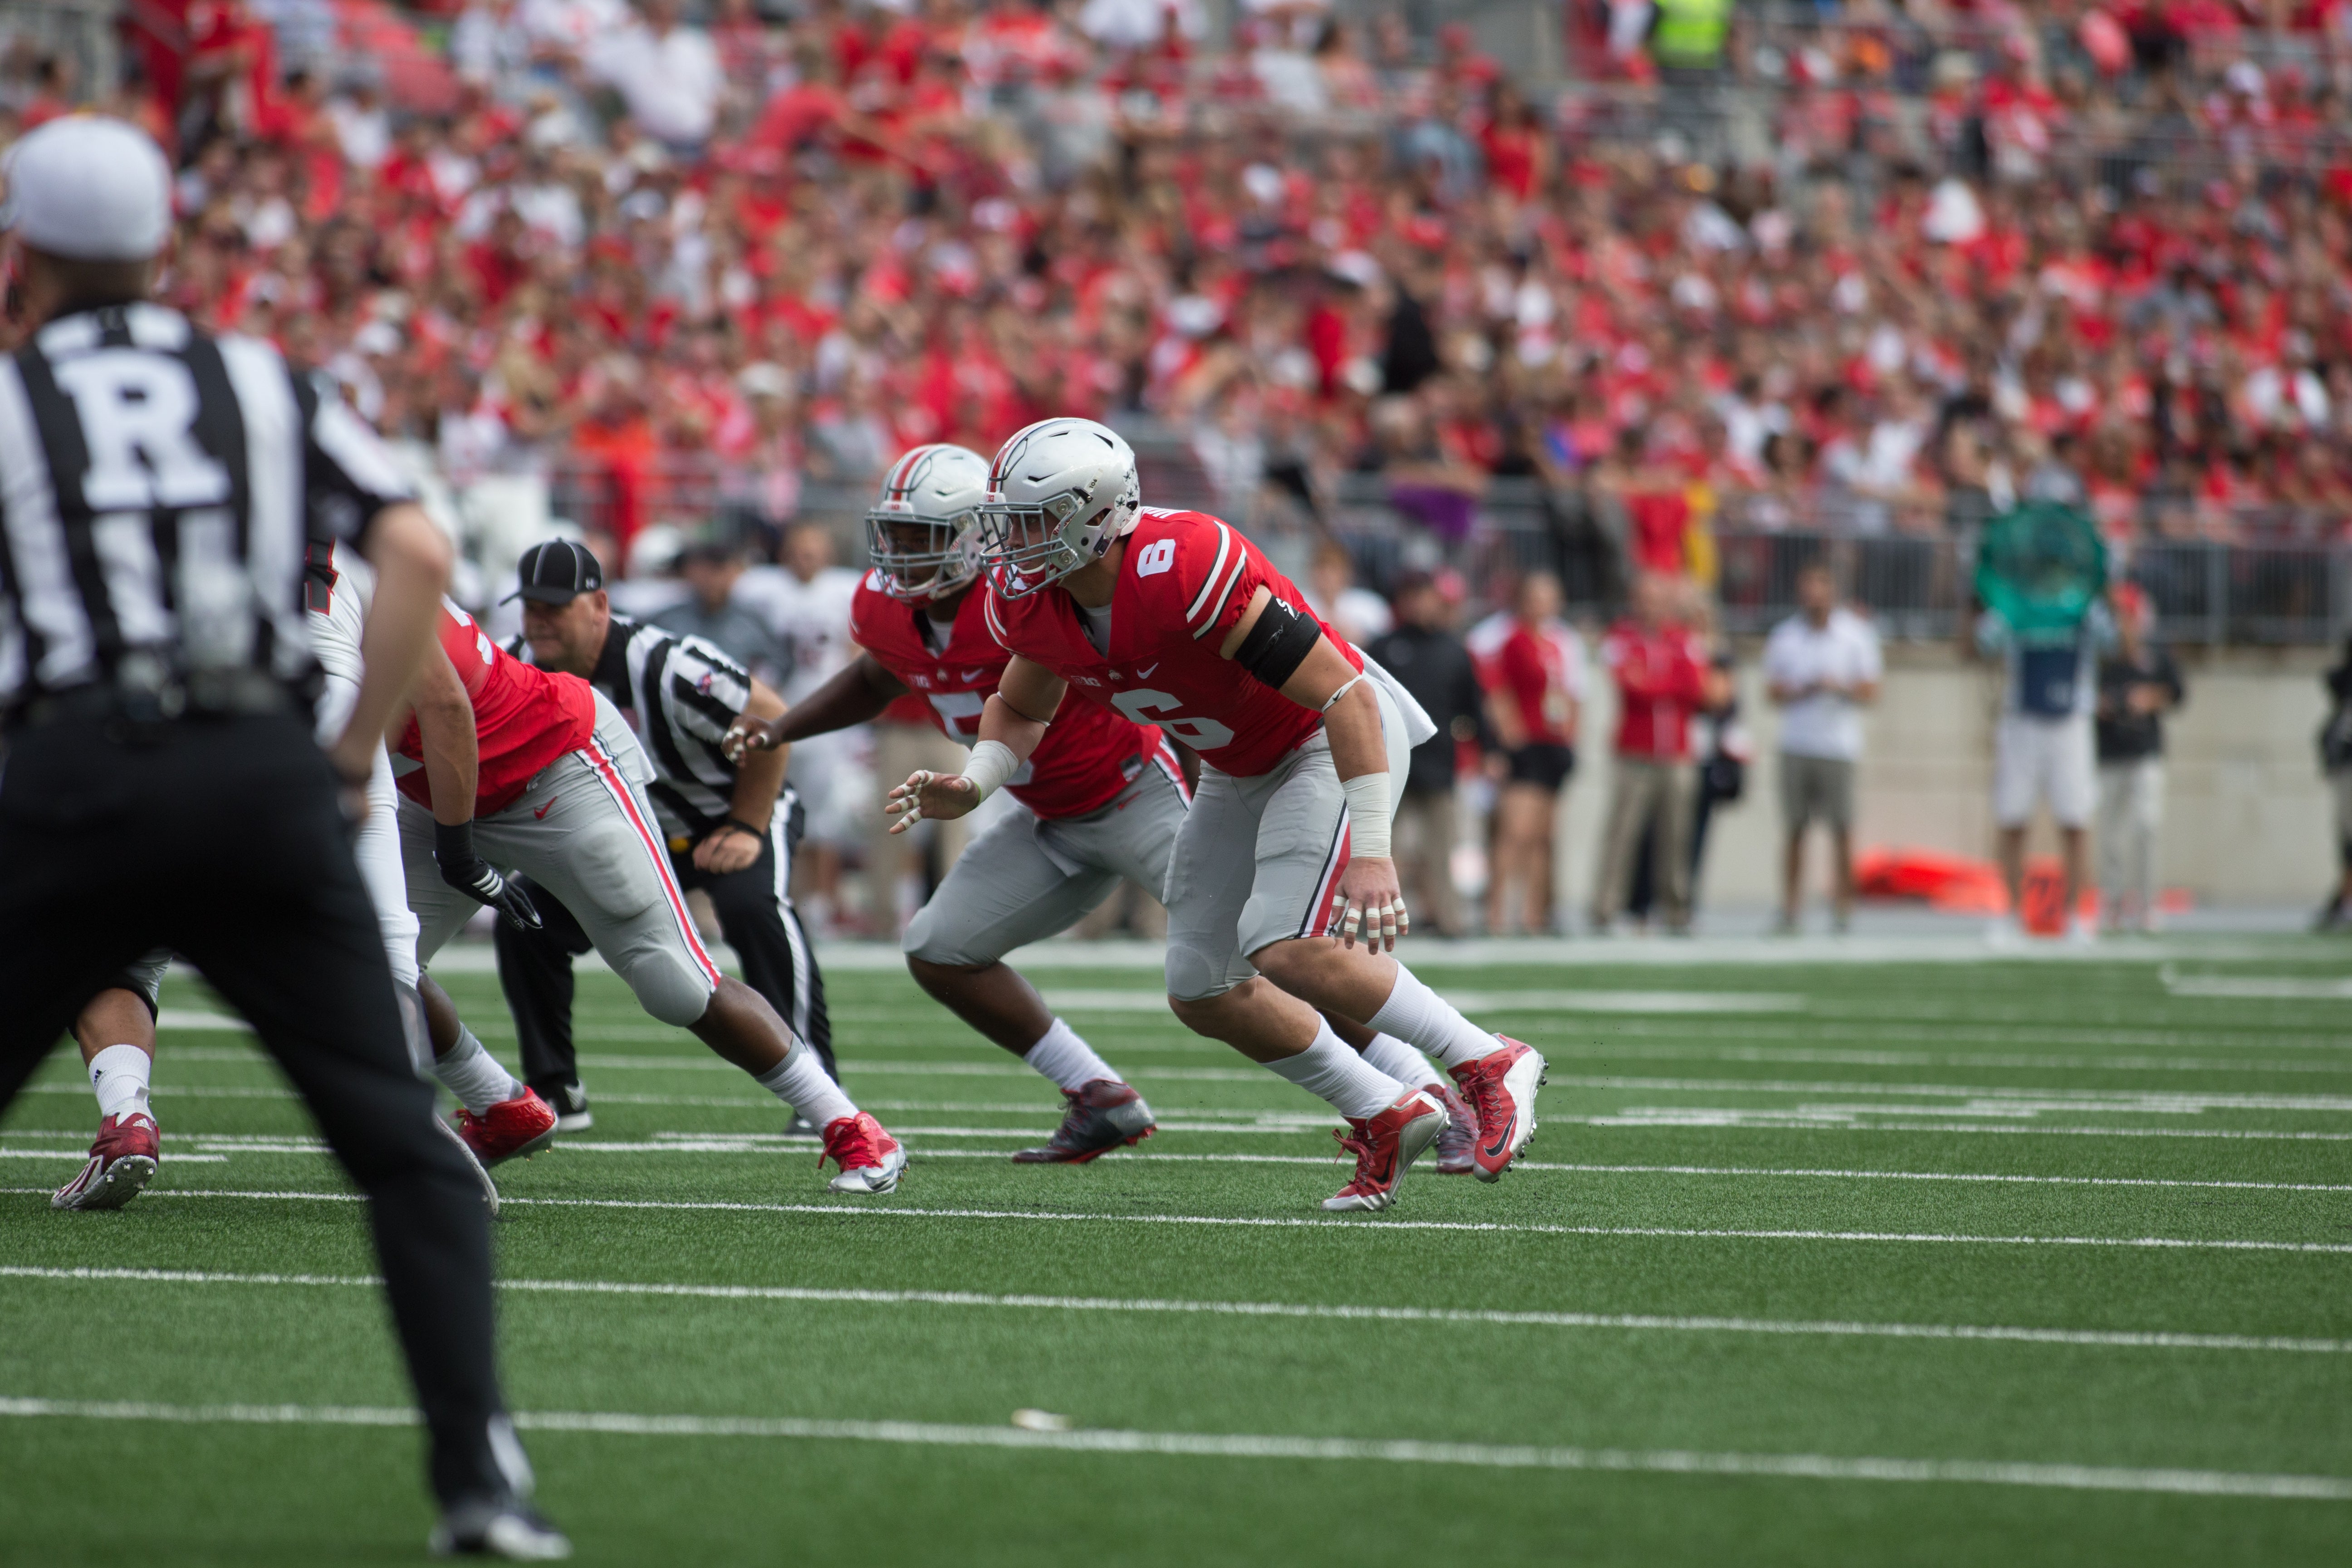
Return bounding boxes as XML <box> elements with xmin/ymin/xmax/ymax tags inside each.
<box><xmin>1234</xmin><ymin>598</ymin><xmax>1323</xmax><ymax>691</ymax></box>
<box><xmin>434</xmin><ymin>818</ymin><xmax>477</xmax><ymax>866</ymax></box>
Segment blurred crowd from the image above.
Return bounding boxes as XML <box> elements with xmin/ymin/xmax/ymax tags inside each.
<box><xmin>0</xmin><ymin>0</ymin><xmax>2347</xmax><ymax>616</ymax></box>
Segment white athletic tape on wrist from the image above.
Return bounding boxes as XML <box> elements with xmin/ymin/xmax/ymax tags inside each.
<box><xmin>1341</xmin><ymin>771</ymin><xmax>1392</xmax><ymax>859</ymax></box>
<box><xmin>962</xmin><ymin>739</ymin><xmax>1019</xmax><ymax>802</ymax></box>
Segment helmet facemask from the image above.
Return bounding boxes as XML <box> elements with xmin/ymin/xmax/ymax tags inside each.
<box><xmin>976</xmin><ymin>489</ymin><xmax>1106</xmax><ymax>600</ymax></box>
<box><xmin>865</xmin><ymin>506</ymin><xmax>981</xmax><ymax>602</ymax></box>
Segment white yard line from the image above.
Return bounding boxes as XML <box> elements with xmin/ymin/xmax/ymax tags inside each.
<box><xmin>0</xmin><ymin>1150</ymin><xmax>226</xmax><ymax>1162</ymax></box>
<box><xmin>1</xmin><ymin>1394</ymin><xmax>2343</xmax><ymax>1499</ymax></box>
<box><xmin>4</xmin><ymin>1265</ymin><xmax>2343</xmax><ymax>1357</ymax></box>
<box><xmin>9</xmin><ymin>1186</ymin><xmax>2348</xmax><ymax>1254</ymax></box>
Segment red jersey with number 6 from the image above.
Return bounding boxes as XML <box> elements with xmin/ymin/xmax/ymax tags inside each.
<box><xmin>848</xmin><ymin>573</ymin><xmax>1173</xmax><ymax>819</ymax></box>
<box><xmin>393</xmin><ymin>600</ymin><xmax>597</xmax><ymax>816</ymax></box>
<box><xmin>982</xmin><ymin>508</ymin><xmax>1360</xmax><ymax>778</ymax></box>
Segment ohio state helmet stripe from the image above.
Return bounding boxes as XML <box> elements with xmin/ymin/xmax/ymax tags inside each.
<box><xmin>1182</xmin><ymin>521</ymin><xmax>1234</xmax><ymax>628</ymax></box>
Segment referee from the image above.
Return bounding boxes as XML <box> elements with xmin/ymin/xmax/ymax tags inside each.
<box><xmin>496</xmin><ymin>539</ymin><xmax>837</xmax><ymax>1126</ymax></box>
<box><xmin>0</xmin><ymin>120</ymin><xmax>564</xmax><ymax>1558</ymax></box>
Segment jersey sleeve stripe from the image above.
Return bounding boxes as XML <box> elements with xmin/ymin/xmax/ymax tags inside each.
<box><xmin>983</xmin><ymin>588</ymin><xmax>1009</xmax><ymax>647</ymax></box>
<box><xmin>1181</xmin><ymin>521</ymin><xmax>1233</xmax><ymax>627</ymax></box>
<box><xmin>1189</xmin><ymin>548</ymin><xmax>1249</xmax><ymax>641</ymax></box>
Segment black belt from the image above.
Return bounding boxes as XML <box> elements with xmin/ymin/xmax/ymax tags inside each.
<box><xmin>10</xmin><ymin>670</ymin><xmax>296</xmax><ymax>737</ymax></box>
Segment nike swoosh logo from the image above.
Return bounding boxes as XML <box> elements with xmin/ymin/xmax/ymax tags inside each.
<box><xmin>1482</xmin><ymin>1123</ymin><xmax>1514</xmax><ymax>1159</ymax></box>
<box><xmin>534</xmin><ymin>799</ymin><xmax>558</xmax><ymax>820</ymax></box>
<box><xmin>963</xmin><ymin>669</ymin><xmax>988</xmax><ymax>681</ymax></box>
<box><xmin>1137</xmin><ymin>663</ymin><xmax>1159</xmax><ymax>678</ymax></box>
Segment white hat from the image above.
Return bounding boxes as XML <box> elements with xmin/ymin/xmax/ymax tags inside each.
<box><xmin>1</xmin><ymin>116</ymin><xmax>173</xmax><ymax>262</ymax></box>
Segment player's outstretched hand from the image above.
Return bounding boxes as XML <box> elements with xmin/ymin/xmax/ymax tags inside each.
<box><xmin>886</xmin><ymin>769</ymin><xmax>980</xmax><ymax>833</ymax></box>
<box><xmin>720</xmin><ymin>715</ymin><xmax>781</xmax><ymax>764</ymax></box>
<box><xmin>1330</xmin><ymin>857</ymin><xmax>1410</xmax><ymax>953</ymax></box>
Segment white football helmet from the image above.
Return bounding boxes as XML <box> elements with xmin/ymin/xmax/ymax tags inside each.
<box><xmin>865</xmin><ymin>444</ymin><xmax>992</xmax><ymax>602</ymax></box>
<box><xmin>975</xmin><ymin>418</ymin><xmax>1142</xmax><ymax>599</ymax></box>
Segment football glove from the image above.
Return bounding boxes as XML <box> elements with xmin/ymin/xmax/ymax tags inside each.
<box><xmin>434</xmin><ymin>819</ymin><xmax>542</xmax><ymax>931</ymax></box>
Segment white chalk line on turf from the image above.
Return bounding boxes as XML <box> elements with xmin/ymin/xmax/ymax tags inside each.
<box><xmin>6</xmin><ymin>1264</ymin><xmax>2346</xmax><ymax>1356</ymax></box>
<box><xmin>12</xmin><ymin>1135</ymin><xmax>2350</xmax><ymax>1197</ymax></box>
<box><xmin>1</xmin><ymin>1395</ymin><xmax>2344</xmax><ymax>1500</ymax></box>
<box><xmin>10</xmin><ymin>1187</ymin><xmax>2349</xmax><ymax>1254</ymax></box>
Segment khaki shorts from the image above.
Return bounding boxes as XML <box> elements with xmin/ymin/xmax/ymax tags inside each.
<box><xmin>902</xmin><ymin>756</ymin><xmax>1189</xmax><ymax>968</ymax></box>
<box><xmin>1779</xmin><ymin>752</ymin><xmax>1855</xmax><ymax>832</ymax></box>
<box><xmin>1164</xmin><ymin>681</ymin><xmax>1411</xmax><ymax>1002</ymax></box>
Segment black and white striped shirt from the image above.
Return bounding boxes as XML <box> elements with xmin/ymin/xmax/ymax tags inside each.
<box><xmin>0</xmin><ymin>302</ymin><xmax>411</xmax><ymax>715</ymax></box>
<box><xmin>511</xmin><ymin>611</ymin><xmax>760</xmax><ymax>841</ymax></box>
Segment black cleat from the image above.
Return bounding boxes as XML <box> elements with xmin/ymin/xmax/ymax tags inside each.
<box><xmin>533</xmin><ymin>1081</ymin><xmax>593</xmax><ymax>1132</ymax></box>
<box><xmin>431</xmin><ymin>1499</ymin><xmax>572</xmax><ymax>1560</ymax></box>
<box><xmin>1014</xmin><ymin>1080</ymin><xmax>1156</xmax><ymax>1163</ymax></box>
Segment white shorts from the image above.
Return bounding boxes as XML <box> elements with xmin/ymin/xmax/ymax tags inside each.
<box><xmin>1164</xmin><ymin>676</ymin><xmax>1416</xmax><ymax>1002</ymax></box>
<box><xmin>403</xmin><ymin>690</ymin><xmax>723</xmax><ymax>1026</ymax></box>
<box><xmin>902</xmin><ymin>755</ymin><xmax>1190</xmax><ymax>969</ymax></box>
<box><xmin>786</xmin><ymin>727</ymin><xmax>872</xmax><ymax>849</ymax></box>
<box><xmin>1994</xmin><ymin>713</ymin><xmax>2096</xmax><ymax>829</ymax></box>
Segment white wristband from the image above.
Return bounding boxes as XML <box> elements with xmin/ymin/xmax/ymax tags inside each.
<box><xmin>962</xmin><ymin>739</ymin><xmax>1020</xmax><ymax>801</ymax></box>
<box><xmin>1341</xmin><ymin>771</ymin><xmax>1392</xmax><ymax>859</ymax></box>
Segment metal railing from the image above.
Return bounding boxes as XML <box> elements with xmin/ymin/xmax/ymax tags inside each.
<box><xmin>511</xmin><ymin>449</ymin><xmax>2350</xmax><ymax>646</ymax></box>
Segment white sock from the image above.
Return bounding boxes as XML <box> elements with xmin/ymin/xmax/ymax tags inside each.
<box><xmin>1366</xmin><ymin>965</ymin><xmax>1498</xmax><ymax>1072</ymax></box>
<box><xmin>1022</xmin><ymin>1017</ymin><xmax>1121</xmax><ymax>1093</ymax></box>
<box><xmin>89</xmin><ymin>1044</ymin><xmax>153</xmax><ymax>1124</ymax></box>
<box><xmin>433</xmin><ymin>1027</ymin><xmax>524</xmax><ymax>1115</ymax></box>
<box><xmin>1264</xmin><ymin>1020</ymin><xmax>1408</xmax><ymax>1121</ymax></box>
<box><xmin>1357</xmin><ymin>1031</ymin><xmax>1442</xmax><ymax>1090</ymax></box>
<box><xmin>757</xmin><ymin>1044</ymin><xmax>857</xmax><ymax>1129</ymax></box>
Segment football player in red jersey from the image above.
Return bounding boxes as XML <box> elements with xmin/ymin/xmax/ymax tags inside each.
<box><xmin>890</xmin><ymin>419</ymin><xmax>1547</xmax><ymax>1212</ymax></box>
<box><xmin>395</xmin><ymin>599</ymin><xmax>907</xmax><ymax>1193</ymax></box>
<box><xmin>724</xmin><ymin>445</ymin><xmax>1174</xmax><ymax>1161</ymax></box>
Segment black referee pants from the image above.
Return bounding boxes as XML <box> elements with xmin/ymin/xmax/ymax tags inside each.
<box><xmin>0</xmin><ymin>714</ymin><xmax>515</xmax><ymax>1509</ymax></box>
<box><xmin>493</xmin><ymin>813</ymin><xmax>835</xmax><ymax>1096</ymax></box>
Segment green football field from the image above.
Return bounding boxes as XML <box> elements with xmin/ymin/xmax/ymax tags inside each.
<box><xmin>4</xmin><ymin>937</ymin><xmax>2350</xmax><ymax>1565</ymax></box>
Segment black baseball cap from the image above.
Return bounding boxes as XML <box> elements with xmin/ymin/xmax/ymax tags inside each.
<box><xmin>504</xmin><ymin>539</ymin><xmax>605</xmax><ymax>605</ymax></box>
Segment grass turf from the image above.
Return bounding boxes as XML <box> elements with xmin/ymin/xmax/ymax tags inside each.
<box><xmin>3</xmin><ymin>941</ymin><xmax>2350</xmax><ymax>1565</ymax></box>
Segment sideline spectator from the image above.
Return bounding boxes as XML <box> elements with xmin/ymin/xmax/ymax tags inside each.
<box><xmin>1305</xmin><ymin>541</ymin><xmax>1393</xmax><ymax>646</ymax></box>
<box><xmin>1977</xmin><ymin>593</ymin><xmax>2115</xmax><ymax>946</ymax></box>
<box><xmin>2318</xmin><ymin>633</ymin><xmax>2352</xmax><ymax>931</ymax></box>
<box><xmin>1478</xmin><ymin>571</ymin><xmax>1585</xmax><ymax>936</ymax></box>
<box><xmin>652</xmin><ymin>533</ymin><xmax>789</xmax><ymax>691</ymax></box>
<box><xmin>585</xmin><ymin>0</ymin><xmax>723</xmax><ymax>155</ymax></box>
<box><xmin>1589</xmin><ymin>572</ymin><xmax>1710</xmax><ymax>935</ymax></box>
<box><xmin>1367</xmin><ymin>571</ymin><xmax>1485</xmax><ymax>938</ymax></box>
<box><xmin>1763</xmin><ymin>563</ymin><xmax>1882</xmax><ymax>934</ymax></box>
<box><xmin>2093</xmin><ymin>585</ymin><xmax>2183</xmax><ymax>935</ymax></box>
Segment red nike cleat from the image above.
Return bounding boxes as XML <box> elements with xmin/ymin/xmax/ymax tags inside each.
<box><xmin>820</xmin><ymin>1111</ymin><xmax>907</xmax><ymax>1194</ymax></box>
<box><xmin>1447</xmin><ymin>1036</ymin><xmax>1546</xmax><ymax>1182</ymax></box>
<box><xmin>1013</xmin><ymin>1080</ymin><xmax>1156</xmax><ymax>1163</ymax></box>
<box><xmin>52</xmin><ymin>1112</ymin><xmax>160</xmax><ymax>1211</ymax></box>
<box><xmin>1322</xmin><ymin>1088</ymin><xmax>1446</xmax><ymax>1212</ymax></box>
<box><xmin>1429</xmin><ymin>1078</ymin><xmax>1481</xmax><ymax>1176</ymax></box>
<box><xmin>454</xmin><ymin>1089</ymin><xmax>559</xmax><ymax>1166</ymax></box>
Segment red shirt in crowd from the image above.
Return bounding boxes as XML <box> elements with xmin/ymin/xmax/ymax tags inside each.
<box><xmin>1487</xmin><ymin>622</ymin><xmax>1584</xmax><ymax>746</ymax></box>
<box><xmin>1599</xmin><ymin>619</ymin><xmax>1710</xmax><ymax>761</ymax></box>
<box><xmin>394</xmin><ymin>602</ymin><xmax>597</xmax><ymax>816</ymax></box>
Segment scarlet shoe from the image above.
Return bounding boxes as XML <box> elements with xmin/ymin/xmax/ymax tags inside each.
<box><xmin>1447</xmin><ymin>1036</ymin><xmax>1546</xmax><ymax>1182</ymax></box>
<box><xmin>455</xmin><ymin>1089</ymin><xmax>559</xmax><ymax>1167</ymax></box>
<box><xmin>1322</xmin><ymin>1088</ymin><xmax>1446</xmax><ymax>1213</ymax></box>
<box><xmin>1013</xmin><ymin>1080</ymin><xmax>1156</xmax><ymax>1163</ymax></box>
<box><xmin>820</xmin><ymin>1111</ymin><xmax>906</xmax><ymax>1194</ymax></box>
<box><xmin>51</xmin><ymin>1112</ymin><xmax>160</xmax><ymax>1211</ymax></box>
<box><xmin>1429</xmin><ymin>1078</ymin><xmax>1481</xmax><ymax>1176</ymax></box>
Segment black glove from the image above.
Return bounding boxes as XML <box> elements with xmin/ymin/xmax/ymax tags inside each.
<box><xmin>434</xmin><ymin>819</ymin><xmax>542</xmax><ymax>931</ymax></box>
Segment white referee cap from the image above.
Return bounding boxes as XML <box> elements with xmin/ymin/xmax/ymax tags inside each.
<box><xmin>0</xmin><ymin>116</ymin><xmax>173</xmax><ymax>262</ymax></box>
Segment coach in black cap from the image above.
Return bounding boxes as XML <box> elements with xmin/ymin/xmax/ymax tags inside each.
<box><xmin>493</xmin><ymin>538</ymin><xmax>838</xmax><ymax>1132</ymax></box>
<box><xmin>0</xmin><ymin>118</ymin><xmax>565</xmax><ymax>1558</ymax></box>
